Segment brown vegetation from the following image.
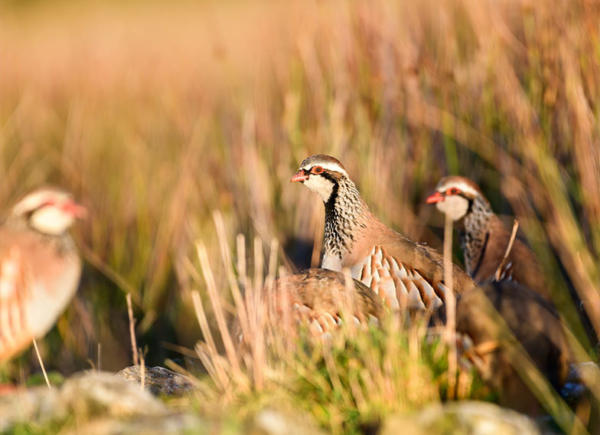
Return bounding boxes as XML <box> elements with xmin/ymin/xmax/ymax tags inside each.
<box><xmin>0</xmin><ymin>0</ymin><xmax>599</xmax><ymax>431</ymax></box>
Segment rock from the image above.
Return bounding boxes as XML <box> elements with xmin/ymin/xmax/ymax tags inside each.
<box><xmin>0</xmin><ymin>387</ymin><xmax>63</xmax><ymax>432</ymax></box>
<box><xmin>61</xmin><ymin>371</ymin><xmax>168</xmax><ymax>418</ymax></box>
<box><xmin>249</xmin><ymin>407</ymin><xmax>327</xmax><ymax>435</ymax></box>
<box><xmin>62</xmin><ymin>414</ymin><xmax>209</xmax><ymax>435</ymax></box>
<box><xmin>379</xmin><ymin>415</ymin><xmax>425</xmax><ymax>435</ymax></box>
<box><xmin>0</xmin><ymin>370</ymin><xmax>206</xmax><ymax>433</ymax></box>
<box><xmin>117</xmin><ymin>365</ymin><xmax>194</xmax><ymax>396</ymax></box>
<box><xmin>383</xmin><ymin>401</ymin><xmax>540</xmax><ymax>435</ymax></box>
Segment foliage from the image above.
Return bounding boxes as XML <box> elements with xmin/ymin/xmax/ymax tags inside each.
<box><xmin>0</xmin><ymin>0</ymin><xmax>599</xmax><ymax>430</ymax></box>
<box><xmin>185</xmin><ymin>225</ymin><xmax>486</xmax><ymax>434</ymax></box>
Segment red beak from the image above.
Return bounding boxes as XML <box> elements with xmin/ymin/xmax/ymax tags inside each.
<box><xmin>62</xmin><ymin>201</ymin><xmax>88</xmax><ymax>219</ymax></box>
<box><xmin>291</xmin><ymin>169</ymin><xmax>310</xmax><ymax>182</ymax></box>
<box><xmin>425</xmin><ymin>191</ymin><xmax>445</xmax><ymax>204</ymax></box>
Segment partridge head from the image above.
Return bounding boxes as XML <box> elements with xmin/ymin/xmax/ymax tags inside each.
<box><xmin>0</xmin><ymin>188</ymin><xmax>85</xmax><ymax>361</ymax></box>
<box><xmin>426</xmin><ymin>176</ymin><xmax>483</xmax><ymax>221</ymax></box>
<box><xmin>10</xmin><ymin>188</ymin><xmax>86</xmax><ymax>233</ymax></box>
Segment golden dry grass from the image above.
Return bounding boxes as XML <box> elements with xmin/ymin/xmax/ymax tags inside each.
<box><xmin>0</xmin><ymin>0</ymin><xmax>599</xmax><ymax>429</ymax></box>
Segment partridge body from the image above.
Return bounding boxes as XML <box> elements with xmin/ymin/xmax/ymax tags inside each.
<box><xmin>433</xmin><ymin>280</ymin><xmax>570</xmax><ymax>414</ymax></box>
<box><xmin>232</xmin><ymin>268</ymin><xmax>384</xmax><ymax>345</ymax></box>
<box><xmin>0</xmin><ymin>188</ymin><xmax>85</xmax><ymax>361</ymax></box>
<box><xmin>427</xmin><ymin>176</ymin><xmax>551</xmax><ymax>301</ymax></box>
<box><xmin>292</xmin><ymin>155</ymin><xmax>477</xmax><ymax>310</ymax></box>
<box><xmin>270</xmin><ymin>268</ymin><xmax>383</xmax><ymax>335</ymax></box>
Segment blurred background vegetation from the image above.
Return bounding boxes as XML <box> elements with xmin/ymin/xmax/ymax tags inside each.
<box><xmin>0</xmin><ymin>0</ymin><xmax>599</xmax><ymax>391</ymax></box>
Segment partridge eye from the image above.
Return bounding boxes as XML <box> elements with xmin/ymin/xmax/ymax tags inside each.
<box><xmin>447</xmin><ymin>188</ymin><xmax>460</xmax><ymax>195</ymax></box>
<box><xmin>312</xmin><ymin>166</ymin><xmax>324</xmax><ymax>174</ymax></box>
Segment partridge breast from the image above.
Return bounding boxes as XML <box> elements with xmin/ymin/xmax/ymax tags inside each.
<box><xmin>352</xmin><ymin>246</ymin><xmax>446</xmax><ymax>310</ymax></box>
<box><xmin>344</xmin><ymin>225</ymin><xmax>476</xmax><ymax>311</ymax></box>
<box><xmin>0</xmin><ymin>229</ymin><xmax>81</xmax><ymax>361</ymax></box>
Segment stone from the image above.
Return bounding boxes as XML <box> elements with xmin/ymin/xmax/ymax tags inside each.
<box><xmin>62</xmin><ymin>414</ymin><xmax>209</xmax><ymax>435</ymax></box>
<box><xmin>0</xmin><ymin>387</ymin><xmax>63</xmax><ymax>432</ymax></box>
<box><xmin>249</xmin><ymin>407</ymin><xmax>327</xmax><ymax>435</ymax></box>
<box><xmin>0</xmin><ymin>371</ymin><xmax>203</xmax><ymax>433</ymax></box>
<box><xmin>382</xmin><ymin>401</ymin><xmax>540</xmax><ymax>435</ymax></box>
<box><xmin>61</xmin><ymin>371</ymin><xmax>168</xmax><ymax>418</ymax></box>
<box><xmin>117</xmin><ymin>365</ymin><xmax>195</xmax><ymax>396</ymax></box>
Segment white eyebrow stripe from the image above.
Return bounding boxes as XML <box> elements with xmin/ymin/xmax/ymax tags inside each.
<box><xmin>301</xmin><ymin>161</ymin><xmax>349</xmax><ymax>178</ymax></box>
<box><xmin>437</xmin><ymin>180</ymin><xmax>479</xmax><ymax>197</ymax></box>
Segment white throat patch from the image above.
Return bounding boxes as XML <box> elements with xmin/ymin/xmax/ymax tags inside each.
<box><xmin>30</xmin><ymin>207</ymin><xmax>75</xmax><ymax>235</ymax></box>
<box><xmin>436</xmin><ymin>195</ymin><xmax>470</xmax><ymax>221</ymax></box>
<box><xmin>303</xmin><ymin>175</ymin><xmax>335</xmax><ymax>202</ymax></box>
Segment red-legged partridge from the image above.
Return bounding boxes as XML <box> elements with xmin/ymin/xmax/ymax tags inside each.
<box><xmin>292</xmin><ymin>154</ymin><xmax>477</xmax><ymax>310</ymax></box>
<box><xmin>0</xmin><ymin>188</ymin><xmax>85</xmax><ymax>361</ymax></box>
<box><xmin>426</xmin><ymin>176</ymin><xmax>551</xmax><ymax>301</ymax></box>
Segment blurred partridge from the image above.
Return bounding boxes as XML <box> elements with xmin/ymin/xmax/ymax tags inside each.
<box><xmin>0</xmin><ymin>188</ymin><xmax>85</xmax><ymax>361</ymax></box>
<box><xmin>426</xmin><ymin>176</ymin><xmax>551</xmax><ymax>301</ymax></box>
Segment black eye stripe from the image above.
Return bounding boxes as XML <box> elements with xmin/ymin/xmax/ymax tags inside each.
<box><xmin>319</xmin><ymin>171</ymin><xmax>336</xmax><ymax>183</ymax></box>
<box><xmin>306</xmin><ymin>166</ymin><xmax>345</xmax><ymax>184</ymax></box>
<box><xmin>442</xmin><ymin>187</ymin><xmax>465</xmax><ymax>195</ymax></box>
<box><xmin>441</xmin><ymin>189</ymin><xmax>470</xmax><ymax>200</ymax></box>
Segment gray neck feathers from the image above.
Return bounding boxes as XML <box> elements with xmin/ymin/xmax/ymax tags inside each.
<box><xmin>462</xmin><ymin>195</ymin><xmax>493</xmax><ymax>276</ymax></box>
<box><xmin>323</xmin><ymin>177</ymin><xmax>367</xmax><ymax>260</ymax></box>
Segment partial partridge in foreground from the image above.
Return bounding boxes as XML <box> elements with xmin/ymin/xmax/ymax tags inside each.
<box><xmin>426</xmin><ymin>176</ymin><xmax>551</xmax><ymax>301</ymax></box>
<box><xmin>271</xmin><ymin>268</ymin><xmax>383</xmax><ymax>335</ymax></box>
<box><xmin>233</xmin><ymin>268</ymin><xmax>384</xmax><ymax>344</ymax></box>
<box><xmin>291</xmin><ymin>154</ymin><xmax>477</xmax><ymax>310</ymax></box>
<box><xmin>0</xmin><ymin>188</ymin><xmax>85</xmax><ymax>361</ymax></box>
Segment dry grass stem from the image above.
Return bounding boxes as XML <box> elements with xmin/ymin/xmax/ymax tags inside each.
<box><xmin>495</xmin><ymin>219</ymin><xmax>520</xmax><ymax>281</ymax></box>
<box><xmin>126</xmin><ymin>293</ymin><xmax>139</xmax><ymax>367</ymax></box>
<box><xmin>32</xmin><ymin>339</ymin><xmax>51</xmax><ymax>390</ymax></box>
<box><xmin>213</xmin><ymin>212</ymin><xmax>250</xmax><ymax>342</ymax></box>
<box><xmin>196</xmin><ymin>242</ymin><xmax>243</xmax><ymax>380</ymax></box>
<box><xmin>191</xmin><ymin>291</ymin><xmax>219</xmax><ymax>366</ymax></box>
<box><xmin>443</xmin><ymin>215</ymin><xmax>457</xmax><ymax>399</ymax></box>
<box><xmin>140</xmin><ymin>353</ymin><xmax>145</xmax><ymax>390</ymax></box>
